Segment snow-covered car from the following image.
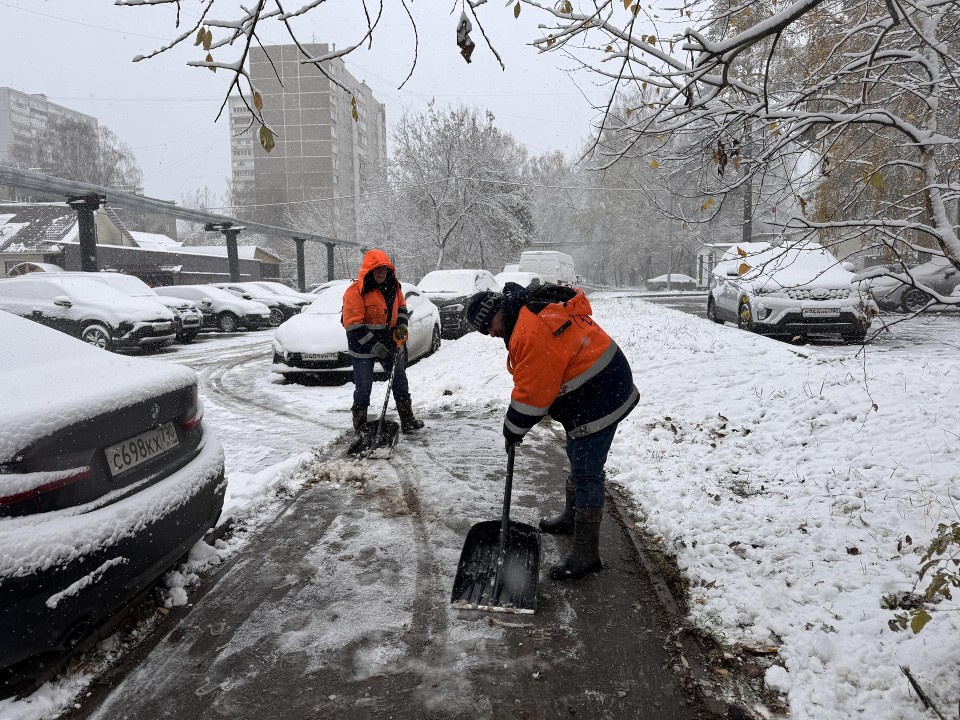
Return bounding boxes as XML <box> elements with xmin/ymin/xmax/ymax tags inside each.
<box><xmin>154</xmin><ymin>285</ymin><xmax>272</xmax><ymax>333</ymax></box>
<box><xmin>52</xmin><ymin>271</ymin><xmax>203</xmax><ymax>343</ymax></box>
<box><xmin>272</xmin><ymin>281</ymin><xmax>442</xmax><ymax>381</ymax></box>
<box><xmin>865</xmin><ymin>256</ymin><xmax>959</xmax><ymax>313</ymax></box>
<box><xmin>417</xmin><ymin>269</ymin><xmax>499</xmax><ymax>339</ymax></box>
<box><xmin>0</xmin><ymin>311</ymin><xmax>225</xmax><ymax>695</ymax></box>
<box><xmin>209</xmin><ymin>282</ymin><xmax>302</xmax><ymax>326</ymax></box>
<box><xmin>248</xmin><ymin>280</ymin><xmax>317</xmax><ymax>306</ymax></box>
<box><xmin>646</xmin><ymin>273</ymin><xmax>697</xmax><ymax>291</ymax></box>
<box><xmin>707</xmin><ymin>242</ymin><xmax>876</xmax><ymax>342</ymax></box>
<box><xmin>494</xmin><ymin>271</ymin><xmax>542</xmax><ymax>289</ymax></box>
<box><xmin>0</xmin><ymin>275</ymin><xmax>177</xmax><ymax>352</ymax></box>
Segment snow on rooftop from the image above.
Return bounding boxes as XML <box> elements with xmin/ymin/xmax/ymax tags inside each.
<box><xmin>130</xmin><ymin>232</ymin><xmax>182</xmax><ymax>251</ymax></box>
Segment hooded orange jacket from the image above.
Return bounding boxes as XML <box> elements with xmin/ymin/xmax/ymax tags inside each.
<box><xmin>342</xmin><ymin>249</ymin><xmax>408</xmax><ymax>358</ymax></box>
<box><xmin>503</xmin><ymin>288</ymin><xmax>638</xmax><ymax>439</ymax></box>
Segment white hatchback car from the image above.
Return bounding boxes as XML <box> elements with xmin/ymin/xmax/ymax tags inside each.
<box><xmin>707</xmin><ymin>242</ymin><xmax>876</xmax><ymax>342</ymax></box>
<box><xmin>271</xmin><ymin>281</ymin><xmax>442</xmax><ymax>381</ymax></box>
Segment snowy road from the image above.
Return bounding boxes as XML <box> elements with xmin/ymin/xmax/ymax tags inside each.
<box><xmin>64</xmin><ymin>329</ymin><xmax>719</xmax><ymax>720</ymax></box>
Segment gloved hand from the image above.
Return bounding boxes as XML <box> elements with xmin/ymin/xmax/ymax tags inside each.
<box><xmin>372</xmin><ymin>342</ymin><xmax>391</xmax><ymax>360</ymax></box>
<box><xmin>393</xmin><ymin>325</ymin><xmax>409</xmax><ymax>345</ymax></box>
<box><xmin>503</xmin><ymin>425</ymin><xmax>524</xmax><ymax>454</ymax></box>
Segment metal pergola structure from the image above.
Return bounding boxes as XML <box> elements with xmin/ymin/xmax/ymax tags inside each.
<box><xmin>0</xmin><ymin>166</ymin><xmax>358</xmax><ymax>289</ymax></box>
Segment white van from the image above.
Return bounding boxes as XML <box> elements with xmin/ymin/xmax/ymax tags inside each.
<box><xmin>518</xmin><ymin>250</ymin><xmax>576</xmax><ymax>286</ymax></box>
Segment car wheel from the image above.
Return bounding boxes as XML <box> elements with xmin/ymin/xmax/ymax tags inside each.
<box><xmin>80</xmin><ymin>323</ymin><xmax>112</xmax><ymax>350</ymax></box>
<box><xmin>707</xmin><ymin>298</ymin><xmax>723</xmax><ymax>324</ymax></box>
<box><xmin>901</xmin><ymin>288</ymin><xmax>931</xmax><ymax>313</ymax></box>
<box><xmin>429</xmin><ymin>325</ymin><xmax>442</xmax><ymax>355</ymax></box>
<box><xmin>217</xmin><ymin>312</ymin><xmax>239</xmax><ymax>333</ymax></box>
<box><xmin>737</xmin><ymin>299</ymin><xmax>753</xmax><ymax>331</ymax></box>
<box><xmin>268</xmin><ymin>308</ymin><xmax>284</xmax><ymax>327</ymax></box>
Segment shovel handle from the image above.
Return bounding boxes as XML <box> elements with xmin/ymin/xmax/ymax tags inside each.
<box><xmin>373</xmin><ymin>345</ymin><xmax>402</xmax><ymax>447</ymax></box>
<box><xmin>500</xmin><ymin>444</ymin><xmax>515</xmax><ymax>552</ymax></box>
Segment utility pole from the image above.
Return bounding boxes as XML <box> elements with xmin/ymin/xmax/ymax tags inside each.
<box><xmin>742</xmin><ymin>137</ymin><xmax>753</xmax><ymax>244</ymax></box>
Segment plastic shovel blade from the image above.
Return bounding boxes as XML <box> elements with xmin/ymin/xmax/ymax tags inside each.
<box><xmin>450</xmin><ymin>520</ymin><xmax>540</xmax><ymax>614</ymax></box>
<box><xmin>347</xmin><ymin>419</ymin><xmax>400</xmax><ymax>457</ymax></box>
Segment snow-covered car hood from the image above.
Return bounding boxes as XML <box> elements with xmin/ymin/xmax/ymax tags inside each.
<box><xmin>422</xmin><ymin>293</ymin><xmax>469</xmax><ymax>309</ymax></box>
<box><xmin>273</xmin><ymin>313</ymin><xmax>346</xmax><ymax>354</ymax></box>
<box><xmin>0</xmin><ymin>312</ymin><xmax>196</xmax><ymax>462</ymax></box>
<box><xmin>721</xmin><ymin>246</ymin><xmax>863</xmax><ymax>294</ymax></box>
<box><xmin>155</xmin><ymin>296</ymin><xmax>197</xmax><ymax>310</ymax></box>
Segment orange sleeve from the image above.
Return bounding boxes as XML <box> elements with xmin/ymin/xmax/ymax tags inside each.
<box><xmin>342</xmin><ymin>282</ymin><xmax>365</xmax><ymax>329</ymax></box>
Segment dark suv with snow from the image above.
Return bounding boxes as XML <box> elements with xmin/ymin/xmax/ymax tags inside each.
<box><xmin>0</xmin><ymin>275</ymin><xmax>176</xmax><ymax>351</ymax></box>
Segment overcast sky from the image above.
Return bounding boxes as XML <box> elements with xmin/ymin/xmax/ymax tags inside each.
<box><xmin>1</xmin><ymin>0</ymin><xmax>611</xmax><ymax>204</ymax></box>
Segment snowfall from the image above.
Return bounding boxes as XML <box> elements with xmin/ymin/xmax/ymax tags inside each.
<box><xmin>2</xmin><ymin>292</ymin><xmax>959</xmax><ymax>720</ymax></box>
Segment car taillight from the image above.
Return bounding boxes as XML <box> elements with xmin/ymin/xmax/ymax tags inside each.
<box><xmin>0</xmin><ymin>466</ymin><xmax>92</xmax><ymax>507</ymax></box>
<box><xmin>182</xmin><ymin>395</ymin><xmax>204</xmax><ymax>430</ymax></box>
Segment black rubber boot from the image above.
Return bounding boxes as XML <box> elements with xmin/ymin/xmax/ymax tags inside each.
<box><xmin>539</xmin><ymin>478</ymin><xmax>575</xmax><ymax>535</ymax></box>
<box><xmin>549</xmin><ymin>507</ymin><xmax>603</xmax><ymax>581</ymax></box>
<box><xmin>351</xmin><ymin>406</ymin><xmax>368</xmax><ymax>433</ymax></box>
<box><xmin>396</xmin><ymin>398</ymin><xmax>424</xmax><ymax>432</ymax></box>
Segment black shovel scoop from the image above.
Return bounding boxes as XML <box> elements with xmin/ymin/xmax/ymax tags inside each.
<box><xmin>451</xmin><ymin>444</ymin><xmax>540</xmax><ymax>614</ymax></box>
<box><xmin>347</xmin><ymin>345</ymin><xmax>401</xmax><ymax>458</ymax></box>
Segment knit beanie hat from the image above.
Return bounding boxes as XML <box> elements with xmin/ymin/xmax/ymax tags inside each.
<box><xmin>465</xmin><ymin>290</ymin><xmax>503</xmax><ymax>333</ymax></box>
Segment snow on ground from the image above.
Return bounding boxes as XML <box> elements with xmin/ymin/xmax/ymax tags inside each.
<box><xmin>3</xmin><ymin>298</ymin><xmax>958</xmax><ymax>720</ymax></box>
<box><xmin>408</xmin><ymin>297</ymin><xmax>960</xmax><ymax>718</ymax></box>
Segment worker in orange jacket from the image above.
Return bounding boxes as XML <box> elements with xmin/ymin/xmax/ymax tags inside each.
<box><xmin>466</xmin><ymin>282</ymin><xmax>638</xmax><ymax>580</ymax></box>
<box><xmin>342</xmin><ymin>250</ymin><xmax>424</xmax><ymax>433</ymax></box>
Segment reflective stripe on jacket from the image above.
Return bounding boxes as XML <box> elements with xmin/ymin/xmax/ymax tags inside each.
<box><xmin>505</xmin><ymin>289</ymin><xmax>638</xmax><ymax>439</ymax></box>
<box><xmin>342</xmin><ymin>249</ymin><xmax>408</xmax><ymax>358</ymax></box>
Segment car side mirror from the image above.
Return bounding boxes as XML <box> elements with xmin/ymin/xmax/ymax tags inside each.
<box><xmin>946</xmin><ymin>268</ymin><xmax>956</xmax><ymax>278</ymax></box>
<box><xmin>242</xmin><ymin>294</ymin><xmax>253</xmax><ymax>300</ymax></box>
<box><xmin>841</xmin><ymin>261</ymin><xmax>855</xmax><ymax>272</ymax></box>
<box><xmin>201</xmin><ymin>298</ymin><xmax>212</xmax><ymax>307</ymax></box>
<box><xmin>53</xmin><ymin>295</ymin><xmax>72</xmax><ymax>307</ymax></box>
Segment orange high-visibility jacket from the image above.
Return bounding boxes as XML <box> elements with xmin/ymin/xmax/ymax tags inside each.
<box><xmin>504</xmin><ymin>288</ymin><xmax>638</xmax><ymax>439</ymax></box>
<box><xmin>342</xmin><ymin>249</ymin><xmax>408</xmax><ymax>358</ymax></box>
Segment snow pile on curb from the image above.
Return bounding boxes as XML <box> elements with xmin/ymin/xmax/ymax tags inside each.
<box><xmin>597</xmin><ymin>297</ymin><xmax>959</xmax><ymax>719</ymax></box>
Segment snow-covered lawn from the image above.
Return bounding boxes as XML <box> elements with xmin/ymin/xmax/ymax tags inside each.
<box><xmin>2</xmin><ymin>298</ymin><xmax>957</xmax><ymax>720</ymax></box>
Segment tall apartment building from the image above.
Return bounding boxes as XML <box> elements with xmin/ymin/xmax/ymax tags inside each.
<box><xmin>0</xmin><ymin>87</ymin><xmax>99</xmax><ymax>202</ymax></box>
<box><xmin>228</xmin><ymin>43</ymin><xmax>388</xmax><ymax>241</ymax></box>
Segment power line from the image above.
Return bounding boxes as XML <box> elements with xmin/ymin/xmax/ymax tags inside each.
<box><xmin>208</xmin><ymin>176</ymin><xmax>644</xmax><ymax>211</ymax></box>
<box><xmin>0</xmin><ymin>1</ymin><xmax>170</xmax><ymax>41</ymax></box>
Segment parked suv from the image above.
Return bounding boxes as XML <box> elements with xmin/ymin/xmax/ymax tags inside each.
<box><xmin>0</xmin><ymin>275</ymin><xmax>176</xmax><ymax>351</ymax></box>
<box><xmin>154</xmin><ymin>285</ymin><xmax>271</xmax><ymax>333</ymax></box>
<box><xmin>52</xmin><ymin>272</ymin><xmax>203</xmax><ymax>343</ymax></box>
<box><xmin>707</xmin><ymin>242</ymin><xmax>876</xmax><ymax>342</ymax></box>
<box><xmin>0</xmin><ymin>311</ymin><xmax>225</xmax><ymax>696</ymax></box>
<box><xmin>418</xmin><ymin>269</ymin><xmax>499</xmax><ymax>339</ymax></box>
<box><xmin>210</xmin><ymin>282</ymin><xmax>301</xmax><ymax>326</ymax></box>
<box><xmin>866</xmin><ymin>255</ymin><xmax>959</xmax><ymax>313</ymax></box>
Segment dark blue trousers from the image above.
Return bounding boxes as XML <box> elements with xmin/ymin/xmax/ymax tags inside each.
<box><xmin>351</xmin><ymin>350</ymin><xmax>410</xmax><ymax>408</ymax></box>
<box><xmin>565</xmin><ymin>423</ymin><xmax>619</xmax><ymax>509</ymax></box>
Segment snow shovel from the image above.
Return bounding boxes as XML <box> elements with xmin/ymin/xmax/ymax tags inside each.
<box><xmin>347</xmin><ymin>345</ymin><xmax>401</xmax><ymax>458</ymax></box>
<box><xmin>450</xmin><ymin>444</ymin><xmax>540</xmax><ymax>614</ymax></box>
